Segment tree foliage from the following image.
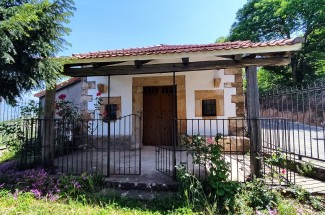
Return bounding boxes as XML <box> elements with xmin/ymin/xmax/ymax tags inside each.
<box><xmin>229</xmin><ymin>0</ymin><xmax>325</xmax><ymax>89</ymax></box>
<box><xmin>0</xmin><ymin>0</ymin><xmax>75</xmax><ymax>103</ymax></box>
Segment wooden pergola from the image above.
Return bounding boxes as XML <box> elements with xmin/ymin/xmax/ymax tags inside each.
<box><xmin>43</xmin><ymin>37</ymin><xmax>304</xmax><ymax>177</ymax></box>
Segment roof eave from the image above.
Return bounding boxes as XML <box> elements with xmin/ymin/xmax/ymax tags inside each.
<box><xmin>66</xmin><ymin>43</ymin><xmax>303</xmax><ymax>65</ymax></box>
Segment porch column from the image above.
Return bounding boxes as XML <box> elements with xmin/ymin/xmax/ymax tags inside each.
<box><xmin>245</xmin><ymin>66</ymin><xmax>262</xmax><ymax>178</ymax></box>
<box><xmin>42</xmin><ymin>87</ymin><xmax>55</xmax><ymax>168</ymax></box>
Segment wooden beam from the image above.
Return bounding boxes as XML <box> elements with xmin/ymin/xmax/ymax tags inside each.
<box><xmin>134</xmin><ymin>60</ymin><xmax>152</xmax><ymax>68</ymax></box>
<box><xmin>63</xmin><ymin>57</ymin><xmax>291</xmax><ymax>77</ymax></box>
<box><xmin>91</xmin><ymin>61</ymin><xmax>127</xmax><ymax>68</ymax></box>
<box><xmin>65</xmin><ymin>61</ymin><xmax>127</xmax><ymax>68</ymax></box>
<box><xmin>182</xmin><ymin>57</ymin><xmax>189</xmax><ymax>65</ymax></box>
<box><xmin>246</xmin><ymin>66</ymin><xmax>262</xmax><ymax>178</ymax></box>
<box><xmin>233</xmin><ymin>54</ymin><xmax>244</xmax><ymax>61</ymax></box>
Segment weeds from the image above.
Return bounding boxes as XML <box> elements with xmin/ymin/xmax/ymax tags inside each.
<box><xmin>296</xmin><ymin>161</ymin><xmax>315</xmax><ymax>177</ymax></box>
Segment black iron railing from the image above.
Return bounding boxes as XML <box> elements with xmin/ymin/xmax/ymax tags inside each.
<box><xmin>171</xmin><ymin>118</ymin><xmax>318</xmax><ymax>185</ymax></box>
<box><xmin>10</xmin><ymin>116</ymin><xmax>325</xmax><ymax>184</ymax></box>
<box><xmin>18</xmin><ymin>114</ymin><xmax>141</xmax><ymax>176</ymax></box>
<box><xmin>260</xmin><ymin>79</ymin><xmax>325</xmax><ymax>126</ymax></box>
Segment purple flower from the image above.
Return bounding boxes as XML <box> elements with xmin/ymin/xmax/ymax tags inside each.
<box><xmin>49</xmin><ymin>194</ymin><xmax>59</xmax><ymax>202</ymax></box>
<box><xmin>13</xmin><ymin>190</ymin><xmax>19</xmax><ymax>200</ymax></box>
<box><xmin>267</xmin><ymin>207</ymin><xmax>278</xmax><ymax>215</ymax></box>
<box><xmin>256</xmin><ymin>211</ymin><xmax>263</xmax><ymax>215</ymax></box>
<box><xmin>72</xmin><ymin>180</ymin><xmax>81</xmax><ymax>189</ymax></box>
<box><xmin>30</xmin><ymin>189</ymin><xmax>42</xmax><ymax>199</ymax></box>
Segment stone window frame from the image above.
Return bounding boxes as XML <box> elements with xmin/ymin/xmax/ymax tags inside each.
<box><xmin>195</xmin><ymin>90</ymin><xmax>224</xmax><ymax>118</ymax></box>
<box><xmin>99</xmin><ymin>97</ymin><xmax>121</xmax><ymax>120</ymax></box>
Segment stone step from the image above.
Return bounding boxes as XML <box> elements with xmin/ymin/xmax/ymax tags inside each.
<box><xmin>99</xmin><ymin>188</ymin><xmax>178</xmax><ymax>200</ymax></box>
<box><xmin>104</xmin><ymin>175</ymin><xmax>179</xmax><ymax>192</ymax></box>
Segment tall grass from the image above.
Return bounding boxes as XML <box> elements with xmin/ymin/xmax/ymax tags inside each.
<box><xmin>0</xmin><ymin>190</ymin><xmax>196</xmax><ymax>215</ymax></box>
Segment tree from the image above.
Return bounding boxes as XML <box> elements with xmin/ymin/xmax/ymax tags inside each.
<box><xmin>0</xmin><ymin>0</ymin><xmax>75</xmax><ymax>103</ymax></box>
<box><xmin>215</xmin><ymin>36</ymin><xmax>230</xmax><ymax>43</ymax></box>
<box><xmin>229</xmin><ymin>0</ymin><xmax>325</xmax><ymax>87</ymax></box>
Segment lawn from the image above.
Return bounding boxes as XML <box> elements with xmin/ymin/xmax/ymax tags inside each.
<box><xmin>0</xmin><ymin>190</ymin><xmax>194</xmax><ymax>215</ymax></box>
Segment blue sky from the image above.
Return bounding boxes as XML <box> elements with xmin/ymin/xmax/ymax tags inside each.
<box><xmin>59</xmin><ymin>0</ymin><xmax>247</xmax><ymax>56</ymax></box>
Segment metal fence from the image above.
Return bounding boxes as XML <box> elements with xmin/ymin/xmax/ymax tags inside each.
<box><xmin>19</xmin><ymin>114</ymin><xmax>142</xmax><ymax>177</ymax></box>
<box><xmin>0</xmin><ymin>101</ymin><xmax>24</xmax><ymax>123</ymax></box>
<box><xmin>260</xmin><ymin>80</ymin><xmax>325</xmax><ymax>182</ymax></box>
<box><xmin>260</xmin><ymin>79</ymin><xmax>325</xmax><ymax>126</ymax></box>
<box><xmin>168</xmin><ymin>118</ymin><xmax>295</xmax><ymax>185</ymax></box>
<box><xmin>3</xmin><ymin>96</ymin><xmax>323</xmax><ymax>185</ymax></box>
<box><xmin>0</xmin><ymin>100</ymin><xmax>39</xmax><ymax>148</ymax></box>
<box><xmin>15</xmin><ymin>116</ymin><xmax>319</xmax><ymax>185</ymax></box>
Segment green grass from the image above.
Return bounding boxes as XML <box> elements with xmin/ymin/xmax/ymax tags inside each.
<box><xmin>0</xmin><ymin>188</ymin><xmax>323</xmax><ymax>215</ymax></box>
<box><xmin>0</xmin><ymin>150</ymin><xmax>15</xmax><ymax>163</ymax></box>
<box><xmin>0</xmin><ymin>190</ymin><xmax>196</xmax><ymax>215</ymax></box>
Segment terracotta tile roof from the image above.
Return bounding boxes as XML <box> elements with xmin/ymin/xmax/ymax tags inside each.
<box><xmin>34</xmin><ymin>77</ymin><xmax>81</xmax><ymax>98</ymax></box>
<box><xmin>72</xmin><ymin>38</ymin><xmax>303</xmax><ymax>60</ymax></box>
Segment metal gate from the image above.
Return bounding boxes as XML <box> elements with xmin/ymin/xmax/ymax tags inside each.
<box><xmin>155</xmin><ymin>118</ymin><xmax>176</xmax><ymax>178</ymax></box>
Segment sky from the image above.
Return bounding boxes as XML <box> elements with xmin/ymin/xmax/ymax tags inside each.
<box><xmin>22</xmin><ymin>0</ymin><xmax>247</xmax><ymax>100</ymax></box>
<box><xmin>59</xmin><ymin>0</ymin><xmax>247</xmax><ymax>57</ymax></box>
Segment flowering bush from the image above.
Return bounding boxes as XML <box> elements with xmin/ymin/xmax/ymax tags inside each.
<box><xmin>94</xmin><ymin>91</ymin><xmax>109</xmax><ymax>120</ymax></box>
<box><xmin>179</xmin><ymin>134</ymin><xmax>240</xmax><ymax>213</ymax></box>
<box><xmin>0</xmin><ymin>161</ymin><xmax>104</xmax><ymax>201</ymax></box>
<box><xmin>54</xmin><ymin>94</ymin><xmax>83</xmax><ymax>155</ymax></box>
<box><xmin>94</xmin><ymin>91</ymin><xmax>102</xmax><ymax>111</ymax></box>
<box><xmin>55</xmin><ymin>94</ymin><xmax>79</xmax><ymax>120</ymax></box>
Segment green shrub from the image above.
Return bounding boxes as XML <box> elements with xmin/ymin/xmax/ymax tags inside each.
<box><xmin>179</xmin><ymin>134</ymin><xmax>240</xmax><ymax>214</ymax></box>
<box><xmin>288</xmin><ymin>185</ymin><xmax>325</xmax><ymax>211</ymax></box>
<box><xmin>233</xmin><ymin>178</ymin><xmax>280</xmax><ymax>212</ymax></box>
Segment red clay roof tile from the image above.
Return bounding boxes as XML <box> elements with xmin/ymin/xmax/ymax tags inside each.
<box><xmin>72</xmin><ymin>38</ymin><xmax>302</xmax><ymax>60</ymax></box>
<box><xmin>34</xmin><ymin>77</ymin><xmax>81</xmax><ymax>98</ymax></box>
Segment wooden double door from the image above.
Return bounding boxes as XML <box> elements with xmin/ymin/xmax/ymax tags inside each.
<box><xmin>143</xmin><ymin>86</ymin><xmax>176</xmax><ymax>146</ymax></box>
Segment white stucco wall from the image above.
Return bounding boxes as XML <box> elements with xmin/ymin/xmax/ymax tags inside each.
<box><xmin>39</xmin><ymin>82</ymin><xmax>82</xmax><ymax>118</ymax></box>
<box><xmin>87</xmin><ymin>69</ymin><xmax>239</xmax><ymax>136</ymax></box>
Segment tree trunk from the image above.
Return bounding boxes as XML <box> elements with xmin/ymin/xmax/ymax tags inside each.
<box><xmin>291</xmin><ymin>54</ymin><xmax>298</xmax><ymax>83</ymax></box>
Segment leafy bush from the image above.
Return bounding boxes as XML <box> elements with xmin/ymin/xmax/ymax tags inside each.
<box><xmin>179</xmin><ymin>134</ymin><xmax>240</xmax><ymax>213</ymax></box>
<box><xmin>0</xmin><ymin>120</ymin><xmax>24</xmax><ymax>151</ymax></box>
<box><xmin>288</xmin><ymin>185</ymin><xmax>324</xmax><ymax>211</ymax></box>
<box><xmin>233</xmin><ymin>178</ymin><xmax>280</xmax><ymax>212</ymax></box>
<box><xmin>296</xmin><ymin>161</ymin><xmax>315</xmax><ymax>177</ymax></box>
